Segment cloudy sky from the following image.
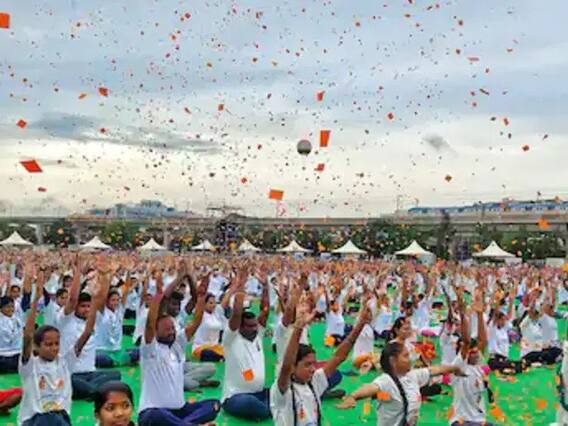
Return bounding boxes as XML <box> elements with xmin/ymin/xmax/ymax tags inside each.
<box><xmin>1</xmin><ymin>0</ymin><xmax>568</xmax><ymax>218</ymax></box>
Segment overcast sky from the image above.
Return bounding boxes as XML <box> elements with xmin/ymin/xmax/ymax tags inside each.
<box><xmin>1</xmin><ymin>0</ymin><xmax>568</xmax><ymax>218</ymax></box>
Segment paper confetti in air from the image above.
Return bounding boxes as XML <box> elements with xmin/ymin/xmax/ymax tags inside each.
<box><xmin>20</xmin><ymin>160</ymin><xmax>43</xmax><ymax>173</ymax></box>
<box><xmin>0</xmin><ymin>12</ymin><xmax>10</xmax><ymax>29</ymax></box>
<box><xmin>268</xmin><ymin>189</ymin><xmax>284</xmax><ymax>201</ymax></box>
<box><xmin>320</xmin><ymin>130</ymin><xmax>331</xmax><ymax>147</ymax></box>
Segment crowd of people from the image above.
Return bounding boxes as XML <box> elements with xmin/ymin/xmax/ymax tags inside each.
<box><xmin>0</xmin><ymin>250</ymin><xmax>566</xmax><ymax>425</ymax></box>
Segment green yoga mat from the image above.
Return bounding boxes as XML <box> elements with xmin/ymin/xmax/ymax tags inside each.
<box><xmin>0</xmin><ymin>313</ymin><xmax>564</xmax><ymax>425</ymax></box>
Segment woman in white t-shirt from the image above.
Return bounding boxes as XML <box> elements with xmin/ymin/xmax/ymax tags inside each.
<box><xmin>337</xmin><ymin>342</ymin><xmax>464</xmax><ymax>426</ymax></box>
<box><xmin>192</xmin><ymin>293</ymin><xmax>228</xmax><ymax>362</ymax></box>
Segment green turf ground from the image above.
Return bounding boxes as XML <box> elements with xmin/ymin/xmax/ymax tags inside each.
<box><xmin>0</xmin><ymin>310</ymin><xmax>564</xmax><ymax>426</ymax></box>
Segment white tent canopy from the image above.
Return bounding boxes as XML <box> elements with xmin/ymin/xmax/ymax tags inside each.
<box><xmin>395</xmin><ymin>240</ymin><xmax>433</xmax><ymax>256</ymax></box>
<box><xmin>81</xmin><ymin>236</ymin><xmax>112</xmax><ymax>250</ymax></box>
<box><xmin>238</xmin><ymin>239</ymin><xmax>261</xmax><ymax>252</ymax></box>
<box><xmin>0</xmin><ymin>231</ymin><xmax>33</xmax><ymax>247</ymax></box>
<box><xmin>277</xmin><ymin>240</ymin><xmax>312</xmax><ymax>253</ymax></box>
<box><xmin>472</xmin><ymin>241</ymin><xmax>516</xmax><ymax>259</ymax></box>
<box><xmin>332</xmin><ymin>239</ymin><xmax>367</xmax><ymax>255</ymax></box>
<box><xmin>138</xmin><ymin>238</ymin><xmax>166</xmax><ymax>251</ymax></box>
<box><xmin>191</xmin><ymin>239</ymin><xmax>215</xmax><ymax>251</ymax></box>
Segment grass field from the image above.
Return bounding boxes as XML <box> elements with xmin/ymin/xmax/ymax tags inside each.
<box><xmin>0</xmin><ymin>309</ymin><xmax>564</xmax><ymax>425</ymax></box>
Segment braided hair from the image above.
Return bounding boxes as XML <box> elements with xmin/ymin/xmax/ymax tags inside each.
<box><xmin>380</xmin><ymin>342</ymin><xmax>408</xmax><ymax>426</ymax></box>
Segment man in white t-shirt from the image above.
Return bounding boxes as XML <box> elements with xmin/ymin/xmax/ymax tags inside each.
<box><xmin>138</xmin><ymin>285</ymin><xmax>221</xmax><ymax>426</ymax></box>
<box><xmin>221</xmin><ymin>268</ymin><xmax>271</xmax><ymax>420</ymax></box>
<box><xmin>60</xmin><ymin>269</ymin><xmax>121</xmax><ymax>400</ymax></box>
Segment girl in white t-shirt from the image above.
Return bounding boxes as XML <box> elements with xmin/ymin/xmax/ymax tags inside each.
<box><xmin>18</xmin><ymin>271</ymin><xmax>100</xmax><ymax>426</ymax></box>
<box><xmin>192</xmin><ymin>293</ymin><xmax>227</xmax><ymax>361</ymax></box>
<box><xmin>271</xmin><ymin>301</ymin><xmax>372</xmax><ymax>426</ymax></box>
<box><xmin>338</xmin><ymin>342</ymin><xmax>464</xmax><ymax>426</ymax></box>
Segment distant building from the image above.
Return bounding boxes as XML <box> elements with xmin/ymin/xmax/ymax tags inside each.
<box><xmin>407</xmin><ymin>199</ymin><xmax>568</xmax><ymax>216</ymax></box>
<box><xmin>88</xmin><ymin>200</ymin><xmax>195</xmax><ymax>218</ymax></box>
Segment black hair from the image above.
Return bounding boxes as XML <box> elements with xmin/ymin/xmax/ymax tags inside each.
<box><xmin>391</xmin><ymin>316</ymin><xmax>407</xmax><ymax>339</ymax></box>
<box><xmin>0</xmin><ymin>296</ymin><xmax>14</xmax><ymax>309</ymax></box>
<box><xmin>9</xmin><ymin>284</ymin><xmax>20</xmax><ymax>291</ymax></box>
<box><xmin>379</xmin><ymin>342</ymin><xmax>408</xmax><ymax>426</ymax></box>
<box><xmin>295</xmin><ymin>344</ymin><xmax>316</xmax><ymax>365</ymax></box>
<box><xmin>205</xmin><ymin>293</ymin><xmax>216</xmax><ymax>303</ymax></box>
<box><xmin>242</xmin><ymin>311</ymin><xmax>256</xmax><ymax>321</ymax></box>
<box><xmin>170</xmin><ymin>292</ymin><xmax>184</xmax><ymax>302</ymax></box>
<box><xmin>33</xmin><ymin>325</ymin><xmax>60</xmax><ymax>346</ymax></box>
<box><xmin>55</xmin><ymin>288</ymin><xmax>68</xmax><ymax>298</ymax></box>
<box><xmin>107</xmin><ymin>289</ymin><xmax>120</xmax><ymax>300</ymax></box>
<box><xmin>93</xmin><ymin>381</ymin><xmax>134</xmax><ymax>414</ymax></box>
<box><xmin>78</xmin><ymin>292</ymin><xmax>92</xmax><ymax>303</ymax></box>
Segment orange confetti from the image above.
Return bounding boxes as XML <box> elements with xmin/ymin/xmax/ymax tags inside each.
<box><xmin>387</xmin><ymin>112</ymin><xmax>395</xmax><ymax>120</ymax></box>
<box><xmin>447</xmin><ymin>406</ymin><xmax>455</xmax><ymax>420</ymax></box>
<box><xmin>538</xmin><ymin>218</ymin><xmax>550</xmax><ymax>231</ymax></box>
<box><xmin>78</xmin><ymin>93</ymin><xmax>88</xmax><ymax>100</ymax></box>
<box><xmin>98</xmin><ymin>87</ymin><xmax>109</xmax><ymax>97</ymax></box>
<box><xmin>503</xmin><ymin>117</ymin><xmax>510</xmax><ymax>126</ymax></box>
<box><xmin>268</xmin><ymin>189</ymin><xmax>284</xmax><ymax>201</ymax></box>
<box><xmin>315</xmin><ymin>163</ymin><xmax>325</xmax><ymax>172</ymax></box>
<box><xmin>320</xmin><ymin>130</ymin><xmax>331</xmax><ymax>147</ymax></box>
<box><xmin>16</xmin><ymin>119</ymin><xmax>27</xmax><ymax>129</ymax></box>
<box><xmin>37</xmin><ymin>187</ymin><xmax>47</xmax><ymax>193</ymax></box>
<box><xmin>217</xmin><ymin>104</ymin><xmax>224</xmax><ymax>111</ymax></box>
<box><xmin>0</xmin><ymin>12</ymin><xmax>10</xmax><ymax>29</ymax></box>
<box><xmin>316</xmin><ymin>91</ymin><xmax>325</xmax><ymax>101</ymax></box>
<box><xmin>535</xmin><ymin>399</ymin><xmax>547</xmax><ymax>411</ymax></box>
<box><xmin>489</xmin><ymin>405</ymin><xmax>506</xmax><ymax>422</ymax></box>
<box><xmin>240</xmin><ymin>177</ymin><xmax>248</xmax><ymax>184</ymax></box>
<box><xmin>20</xmin><ymin>160</ymin><xmax>42</xmax><ymax>173</ymax></box>
<box><xmin>376</xmin><ymin>391</ymin><xmax>391</xmax><ymax>401</ymax></box>
<box><xmin>445</xmin><ymin>174</ymin><xmax>452</xmax><ymax>182</ymax></box>
<box><xmin>522</xmin><ymin>144</ymin><xmax>530</xmax><ymax>152</ymax></box>
<box><xmin>324</xmin><ymin>335</ymin><xmax>335</xmax><ymax>346</ymax></box>
<box><xmin>242</xmin><ymin>369</ymin><xmax>255</xmax><ymax>382</ymax></box>
<box><xmin>362</xmin><ymin>401</ymin><xmax>371</xmax><ymax>416</ymax></box>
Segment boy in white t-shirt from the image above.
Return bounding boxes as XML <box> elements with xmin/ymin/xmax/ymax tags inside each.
<box><xmin>221</xmin><ymin>267</ymin><xmax>271</xmax><ymax>421</ymax></box>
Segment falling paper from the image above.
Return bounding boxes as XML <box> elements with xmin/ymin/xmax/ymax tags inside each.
<box><xmin>0</xmin><ymin>12</ymin><xmax>9</xmax><ymax>29</ymax></box>
<box><xmin>20</xmin><ymin>160</ymin><xmax>43</xmax><ymax>173</ymax></box>
<box><xmin>269</xmin><ymin>189</ymin><xmax>284</xmax><ymax>200</ymax></box>
<box><xmin>320</xmin><ymin>130</ymin><xmax>331</xmax><ymax>147</ymax></box>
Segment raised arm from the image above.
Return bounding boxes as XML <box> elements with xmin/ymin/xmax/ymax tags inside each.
<box><xmin>184</xmin><ymin>274</ymin><xmax>209</xmax><ymax>340</ymax></box>
<box><xmin>257</xmin><ymin>267</ymin><xmax>270</xmax><ymax>328</ymax></box>
<box><xmin>228</xmin><ymin>267</ymin><xmax>247</xmax><ymax>331</ymax></box>
<box><xmin>21</xmin><ymin>271</ymin><xmax>45</xmax><ymax>364</ymax></box>
<box><xmin>64</xmin><ymin>256</ymin><xmax>82</xmax><ymax>316</ymax></box>
<box><xmin>144</xmin><ymin>290</ymin><xmax>164</xmax><ymax>345</ymax></box>
<box><xmin>277</xmin><ymin>301</ymin><xmax>315</xmax><ymax>394</ymax></box>
<box><xmin>323</xmin><ymin>307</ymin><xmax>372</xmax><ymax>378</ymax></box>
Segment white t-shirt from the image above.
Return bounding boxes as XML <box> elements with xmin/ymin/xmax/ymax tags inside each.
<box><xmin>209</xmin><ymin>275</ymin><xmax>228</xmax><ymax>300</ymax></box>
<box><xmin>95</xmin><ymin>305</ymin><xmax>125</xmax><ymax>351</ymax></box>
<box><xmin>139</xmin><ymin>334</ymin><xmax>188</xmax><ymax>413</ymax></box>
<box><xmin>540</xmin><ymin>313</ymin><xmax>559</xmax><ymax>348</ymax></box>
<box><xmin>373</xmin><ymin>368</ymin><xmax>431</xmax><ymax>426</ymax></box>
<box><xmin>222</xmin><ymin>326</ymin><xmax>266</xmax><ymax>401</ymax></box>
<box><xmin>43</xmin><ymin>302</ymin><xmax>64</xmax><ymax>328</ymax></box>
<box><xmin>0</xmin><ymin>312</ymin><xmax>23</xmax><ymax>357</ymax></box>
<box><xmin>193</xmin><ymin>305</ymin><xmax>225</xmax><ymax>351</ymax></box>
<box><xmin>488</xmin><ymin>322</ymin><xmax>511</xmax><ymax>358</ymax></box>
<box><xmin>133</xmin><ymin>304</ymin><xmax>149</xmax><ymax>344</ymax></box>
<box><xmin>353</xmin><ymin>324</ymin><xmax>374</xmax><ymax>360</ymax></box>
<box><xmin>58</xmin><ymin>313</ymin><xmax>96</xmax><ymax>373</ymax></box>
<box><xmin>440</xmin><ymin>325</ymin><xmax>459</xmax><ymax>366</ymax></box>
<box><xmin>450</xmin><ymin>355</ymin><xmax>487</xmax><ymax>424</ymax></box>
<box><xmin>274</xmin><ymin>322</ymin><xmax>309</xmax><ymax>374</ymax></box>
<box><xmin>270</xmin><ymin>368</ymin><xmax>328</xmax><ymax>426</ymax></box>
<box><xmin>325</xmin><ymin>311</ymin><xmax>345</xmax><ymax>336</ymax></box>
<box><xmin>520</xmin><ymin>317</ymin><xmax>544</xmax><ymax>357</ymax></box>
<box><xmin>18</xmin><ymin>351</ymin><xmax>77</xmax><ymax>423</ymax></box>
<box><xmin>373</xmin><ymin>306</ymin><xmax>394</xmax><ymax>334</ymax></box>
